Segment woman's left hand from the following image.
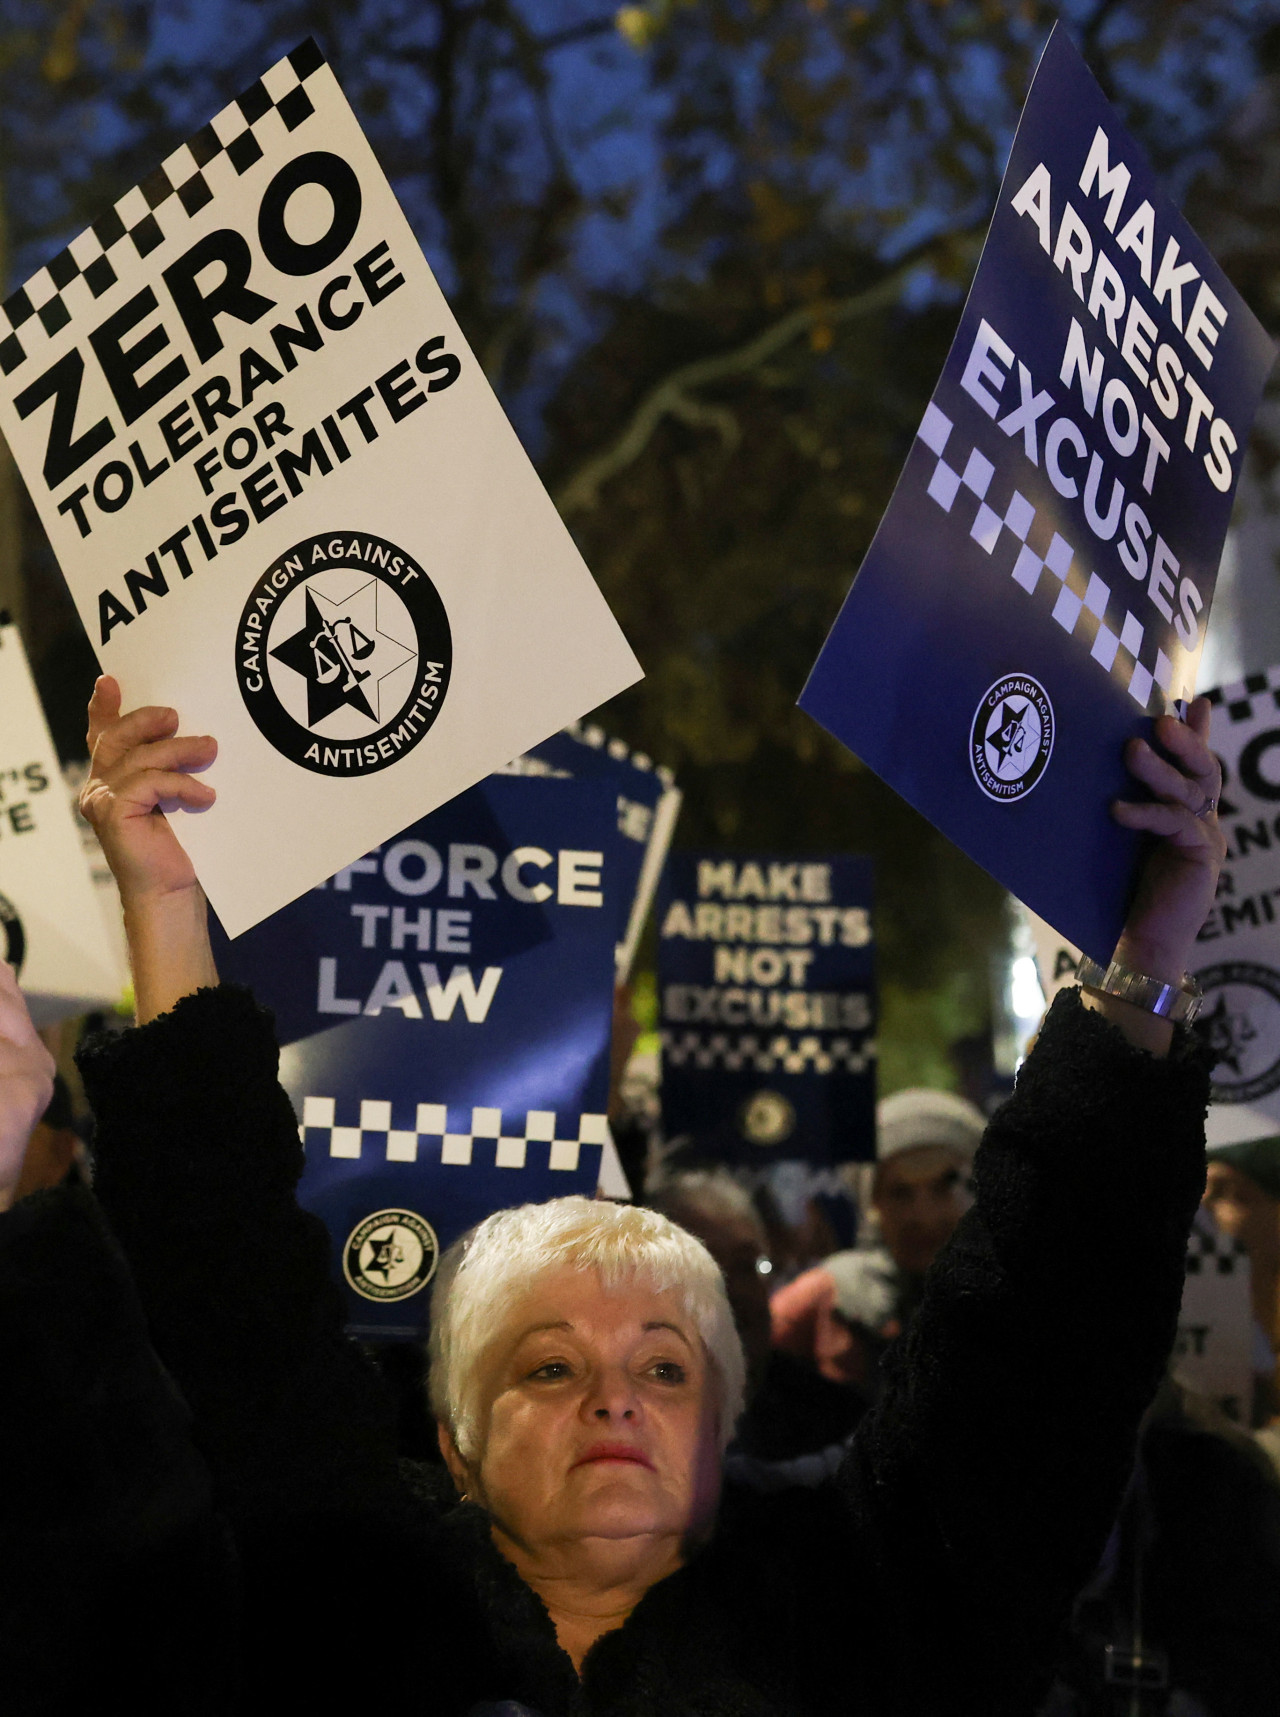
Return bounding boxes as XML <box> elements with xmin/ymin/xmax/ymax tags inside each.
<box><xmin>1110</xmin><ymin>695</ymin><xmax>1226</xmax><ymax>986</ymax></box>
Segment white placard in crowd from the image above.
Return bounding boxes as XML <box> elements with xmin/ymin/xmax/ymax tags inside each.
<box><xmin>1195</xmin><ymin>667</ymin><xmax>1280</xmax><ymax>1146</ymax></box>
<box><xmin>620</xmin><ymin>778</ymin><xmax>682</xmax><ymax>983</ymax></box>
<box><xmin>63</xmin><ymin>760</ymin><xmax>131</xmax><ymax>1003</ymax></box>
<box><xmin>1029</xmin><ymin>670</ymin><xmax>1280</xmax><ymax>1151</ymax></box>
<box><xmin>0</xmin><ymin>621</ymin><xmax>127</xmax><ymax>1021</ymax></box>
<box><xmin>0</xmin><ymin>43</ymin><xmax>640</xmax><ymax>936</ymax></box>
<box><xmin>1027</xmin><ymin>909</ymin><xmax>1081</xmax><ymax>1008</ymax></box>
<box><xmin>1172</xmin><ymin>1207</ymin><xmax>1255</xmax><ymax>1424</ymax></box>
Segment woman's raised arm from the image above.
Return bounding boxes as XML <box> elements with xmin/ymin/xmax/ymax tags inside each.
<box><xmin>79</xmin><ymin>674</ymin><xmax>219</xmax><ymax>1022</ymax></box>
<box><xmin>1085</xmin><ymin>693</ymin><xmax>1226</xmax><ymax>1054</ymax></box>
<box><xmin>836</xmin><ymin>699</ymin><xmax>1223</xmax><ymax>1714</ymax></box>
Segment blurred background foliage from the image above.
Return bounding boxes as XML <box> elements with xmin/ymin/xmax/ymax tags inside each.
<box><xmin>1</xmin><ymin>0</ymin><xmax>1278</xmax><ymax>1088</ymax></box>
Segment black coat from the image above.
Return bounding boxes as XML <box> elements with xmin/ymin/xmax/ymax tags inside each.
<box><xmin>0</xmin><ymin>1187</ymin><xmax>238</xmax><ymax>1716</ymax></box>
<box><xmin>15</xmin><ymin>984</ymin><xmax>1211</xmax><ymax>1715</ymax></box>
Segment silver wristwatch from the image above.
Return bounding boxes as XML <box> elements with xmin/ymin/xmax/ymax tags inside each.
<box><xmin>1075</xmin><ymin>956</ymin><xmax>1204</xmax><ymax>1025</ymax></box>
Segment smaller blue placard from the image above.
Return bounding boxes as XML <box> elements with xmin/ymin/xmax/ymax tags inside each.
<box><xmin>658</xmin><ymin>852</ymin><xmax>876</xmax><ymax>1166</ymax></box>
<box><xmin>520</xmin><ymin>722</ymin><xmax>678</xmax><ymax>978</ymax></box>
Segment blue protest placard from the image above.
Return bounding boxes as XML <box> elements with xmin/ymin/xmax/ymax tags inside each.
<box><xmin>800</xmin><ymin>25</ymin><xmax>1275</xmax><ymax>962</ymax></box>
<box><xmin>657</xmin><ymin>852</ymin><xmax>875</xmax><ymax>1166</ymax></box>
<box><xmin>212</xmin><ymin>773</ymin><xmax>624</xmax><ymax>1336</ymax></box>
<box><xmin>523</xmin><ymin>723</ymin><xmax>681</xmax><ymax>979</ymax></box>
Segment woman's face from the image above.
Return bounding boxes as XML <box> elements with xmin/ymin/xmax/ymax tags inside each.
<box><xmin>448</xmin><ymin>1268</ymin><xmax>722</xmax><ymax>1557</ymax></box>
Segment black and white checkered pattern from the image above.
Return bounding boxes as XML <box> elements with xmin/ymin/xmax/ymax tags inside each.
<box><xmin>0</xmin><ymin>39</ymin><xmax>326</xmax><ymax>379</ymax></box>
<box><xmin>1204</xmin><ymin>664</ymin><xmax>1280</xmax><ymax>725</ymax></box>
<box><xmin>916</xmin><ymin>402</ymin><xmax>1186</xmax><ymax>714</ymax></box>
<box><xmin>662</xmin><ymin>1030</ymin><xmax>871</xmax><ymax>1076</ymax></box>
<box><xmin>299</xmin><ymin>1096</ymin><xmax>609</xmax><ymax>1172</ymax></box>
<box><xmin>1185</xmin><ymin>1225</ymin><xmax>1248</xmax><ymax>1276</ymax></box>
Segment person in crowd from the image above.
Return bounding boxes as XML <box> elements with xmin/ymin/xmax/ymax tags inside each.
<box><xmin>1202</xmin><ymin>1136</ymin><xmax>1280</xmax><ymax>1427</ymax></box>
<box><xmin>770</xmin><ymin>1088</ymin><xmax>984</xmax><ymax>1394</ymax></box>
<box><xmin>57</xmin><ymin>675</ymin><xmax>1222</xmax><ymax>1715</ymax></box>
<box><xmin>1040</xmin><ymin>1375</ymin><xmax>1280</xmax><ymax>1716</ymax></box>
<box><xmin>12</xmin><ymin>1070</ymin><xmax>84</xmax><ymax>1200</ymax></box>
<box><xmin>0</xmin><ymin>961</ymin><xmax>236</xmax><ymax>1716</ymax></box>
<box><xmin>648</xmin><ymin>1168</ymin><xmax>869</xmax><ymax>1460</ymax></box>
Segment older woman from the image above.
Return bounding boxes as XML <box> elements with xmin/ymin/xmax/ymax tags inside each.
<box><xmin>49</xmin><ymin>677</ymin><xmax>1222</xmax><ymax>1715</ymax></box>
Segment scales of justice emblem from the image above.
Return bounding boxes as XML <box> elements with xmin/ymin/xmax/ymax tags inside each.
<box><xmin>269</xmin><ymin>574</ymin><xmax>417</xmax><ymax>733</ymax></box>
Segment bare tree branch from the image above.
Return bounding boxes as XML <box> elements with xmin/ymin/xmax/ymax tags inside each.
<box><xmin>536</xmin><ymin>16</ymin><xmax>619</xmax><ymax>52</ymax></box>
<box><xmin>555</xmin><ymin>260</ymin><xmax>922</xmax><ymax>515</ymax></box>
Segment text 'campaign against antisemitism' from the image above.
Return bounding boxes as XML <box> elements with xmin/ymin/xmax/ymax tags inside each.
<box><xmin>801</xmin><ymin>25</ymin><xmax>1275</xmax><ymax>963</ymax></box>
<box><xmin>0</xmin><ymin>42</ymin><xmax>640</xmax><ymax>937</ymax></box>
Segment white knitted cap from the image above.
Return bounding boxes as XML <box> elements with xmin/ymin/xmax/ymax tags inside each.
<box><xmin>876</xmin><ymin>1088</ymin><xmax>986</xmax><ymax>1164</ymax></box>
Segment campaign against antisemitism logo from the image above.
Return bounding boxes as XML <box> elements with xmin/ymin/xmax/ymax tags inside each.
<box><xmin>969</xmin><ymin>674</ymin><xmax>1055</xmax><ymax>802</ymax></box>
<box><xmin>343</xmin><ymin>1207</ymin><xmax>439</xmax><ymax>1302</ymax></box>
<box><xmin>799</xmin><ymin>26</ymin><xmax>1275</xmax><ymax>965</ymax></box>
<box><xmin>739</xmin><ymin>1089</ymin><xmax>797</xmax><ymax>1148</ymax></box>
<box><xmin>238</xmin><ymin>532</ymin><xmax>451</xmax><ymax>776</ymax></box>
<box><xmin>1197</xmin><ymin>964</ymin><xmax>1280</xmax><ymax>1105</ymax></box>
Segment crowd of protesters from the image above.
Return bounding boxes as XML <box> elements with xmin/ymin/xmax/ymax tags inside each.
<box><xmin>1</xmin><ymin>679</ymin><xmax>1279</xmax><ymax>1717</ymax></box>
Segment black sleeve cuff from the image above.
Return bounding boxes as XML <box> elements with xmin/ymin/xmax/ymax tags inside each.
<box><xmin>78</xmin><ymin>984</ymin><xmax>303</xmax><ymax>1212</ymax></box>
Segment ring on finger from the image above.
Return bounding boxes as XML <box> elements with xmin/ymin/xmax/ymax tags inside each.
<box><xmin>1194</xmin><ymin>793</ymin><xmax>1218</xmax><ymax>820</ymax></box>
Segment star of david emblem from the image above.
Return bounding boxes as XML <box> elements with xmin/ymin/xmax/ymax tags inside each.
<box><xmin>269</xmin><ymin>577</ymin><xmax>415</xmax><ymax>730</ymax></box>
<box><xmin>364</xmin><ymin>1227</ymin><xmax>405</xmax><ymax>1280</ymax></box>
<box><xmin>1201</xmin><ymin>993</ymin><xmax>1257</xmax><ymax>1076</ymax></box>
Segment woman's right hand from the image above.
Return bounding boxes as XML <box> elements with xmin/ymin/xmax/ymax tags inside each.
<box><xmin>80</xmin><ymin>677</ymin><xmax>220</xmax><ymax>1023</ymax></box>
<box><xmin>79</xmin><ymin>676</ymin><xmax>217</xmax><ymax>908</ymax></box>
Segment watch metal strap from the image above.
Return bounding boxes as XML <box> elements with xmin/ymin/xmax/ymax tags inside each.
<box><xmin>1075</xmin><ymin>956</ymin><xmax>1204</xmax><ymax>1025</ymax></box>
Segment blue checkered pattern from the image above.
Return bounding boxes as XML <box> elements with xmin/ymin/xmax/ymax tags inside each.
<box><xmin>916</xmin><ymin>402</ymin><xmax>1189</xmax><ymax>713</ymax></box>
<box><xmin>0</xmin><ymin>40</ymin><xmax>325</xmax><ymax>378</ymax></box>
<box><xmin>300</xmin><ymin>1096</ymin><xmax>609</xmax><ymax>1173</ymax></box>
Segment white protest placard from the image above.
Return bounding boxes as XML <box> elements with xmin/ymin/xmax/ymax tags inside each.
<box><xmin>1172</xmin><ymin>1207</ymin><xmax>1254</xmax><ymax>1424</ymax></box>
<box><xmin>1195</xmin><ymin>666</ymin><xmax>1280</xmax><ymax>1146</ymax></box>
<box><xmin>1026</xmin><ymin>907</ymin><xmax>1081</xmax><ymax>1008</ymax></box>
<box><xmin>0</xmin><ymin>621</ymin><xmax>127</xmax><ymax>1022</ymax></box>
<box><xmin>0</xmin><ymin>42</ymin><xmax>640</xmax><ymax>936</ymax></box>
<box><xmin>1028</xmin><ymin>663</ymin><xmax>1280</xmax><ymax>1150</ymax></box>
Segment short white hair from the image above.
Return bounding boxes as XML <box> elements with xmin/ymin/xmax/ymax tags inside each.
<box><xmin>428</xmin><ymin>1195</ymin><xmax>746</xmax><ymax>1460</ymax></box>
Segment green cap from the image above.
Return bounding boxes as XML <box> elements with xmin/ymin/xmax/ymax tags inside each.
<box><xmin>1207</xmin><ymin>1136</ymin><xmax>1280</xmax><ymax>1202</ymax></box>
